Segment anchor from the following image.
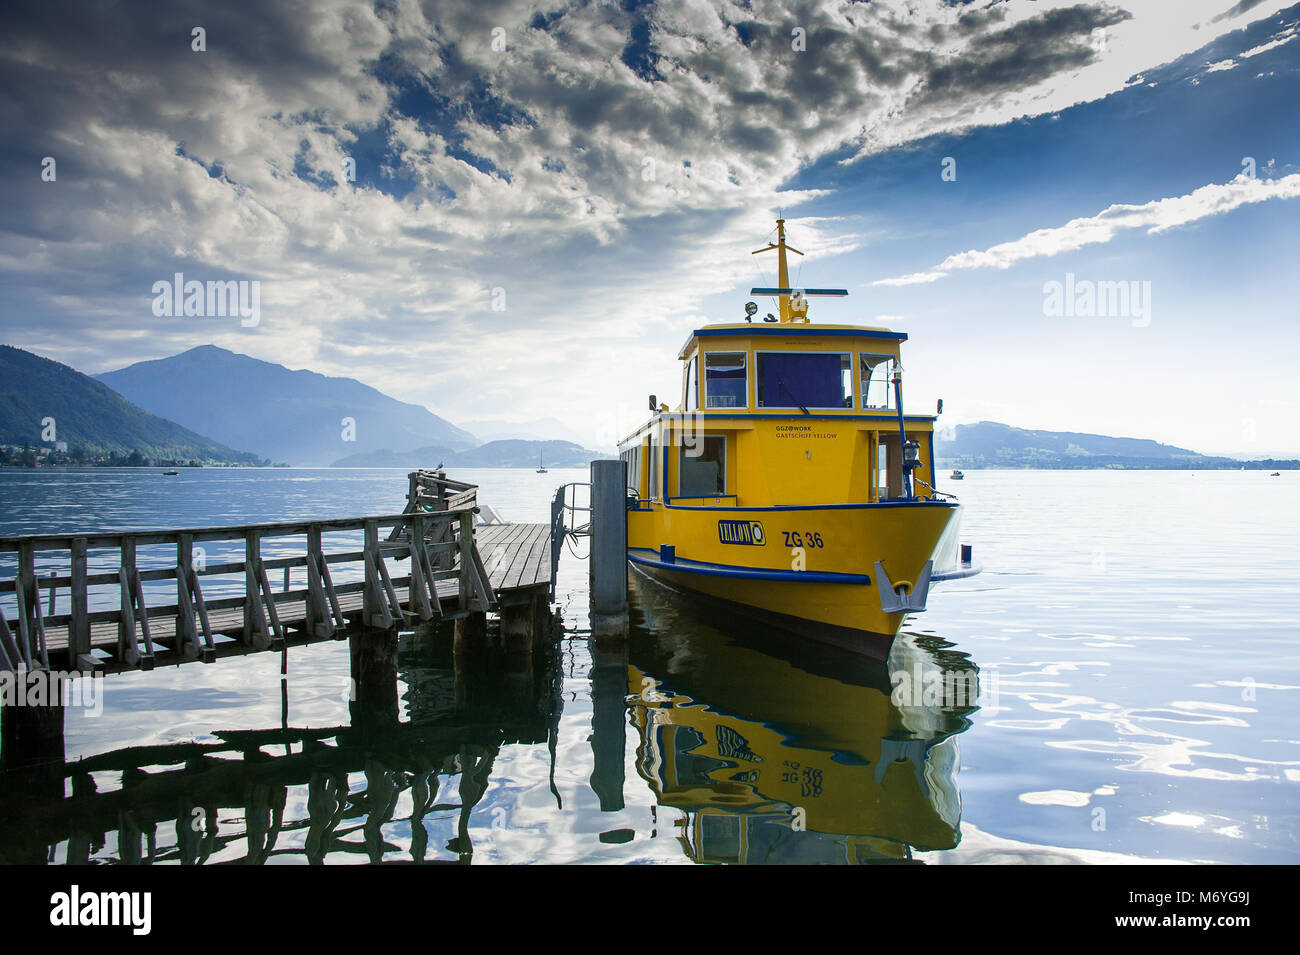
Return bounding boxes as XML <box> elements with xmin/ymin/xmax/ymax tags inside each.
<box><xmin>874</xmin><ymin>560</ymin><xmax>933</xmax><ymax>614</ymax></box>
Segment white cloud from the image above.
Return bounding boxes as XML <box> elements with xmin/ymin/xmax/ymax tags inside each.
<box><xmin>872</xmin><ymin>272</ymin><xmax>947</xmax><ymax>287</ymax></box>
<box><xmin>1193</xmin><ymin>20</ymin><xmax>1298</xmax><ymax>73</ymax></box>
<box><xmin>874</xmin><ymin>173</ymin><xmax>1300</xmax><ymax>283</ymax></box>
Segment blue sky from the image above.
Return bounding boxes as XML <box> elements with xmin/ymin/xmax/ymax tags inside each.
<box><xmin>1</xmin><ymin>0</ymin><xmax>1297</xmax><ymax>455</ymax></box>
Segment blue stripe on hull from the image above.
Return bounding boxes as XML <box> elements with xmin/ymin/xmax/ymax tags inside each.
<box><xmin>662</xmin><ymin>500</ymin><xmax>958</xmax><ymax>512</ymax></box>
<box><xmin>627</xmin><ymin>547</ymin><xmax>872</xmax><ymax>585</ymax></box>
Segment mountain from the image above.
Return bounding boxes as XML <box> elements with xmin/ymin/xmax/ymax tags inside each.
<box><xmin>452</xmin><ymin>439</ymin><xmax>612</xmax><ymax>468</ymax></box>
<box><xmin>98</xmin><ymin>346</ymin><xmax>478</xmax><ymax>466</ymax></box>
<box><xmin>0</xmin><ymin>345</ymin><xmax>264</xmax><ymax>464</ymax></box>
<box><xmin>331</xmin><ymin>439</ymin><xmax>612</xmax><ymax>468</ymax></box>
<box><xmin>330</xmin><ymin>445</ymin><xmax>457</xmax><ymax>468</ymax></box>
<box><xmin>935</xmin><ymin>421</ymin><xmax>1297</xmax><ymax>469</ymax></box>
<box><xmin>460</xmin><ymin>416</ymin><xmax>591</xmax><ymax>446</ymax></box>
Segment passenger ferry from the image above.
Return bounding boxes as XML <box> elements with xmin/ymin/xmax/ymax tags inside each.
<box><xmin>617</xmin><ymin>219</ymin><xmax>976</xmax><ymax>658</ymax></box>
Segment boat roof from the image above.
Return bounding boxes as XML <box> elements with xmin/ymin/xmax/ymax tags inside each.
<box><xmin>677</xmin><ymin>323</ymin><xmax>908</xmax><ymax>360</ymax></box>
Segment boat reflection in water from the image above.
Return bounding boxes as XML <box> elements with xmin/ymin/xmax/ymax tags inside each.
<box><xmin>625</xmin><ymin>573</ymin><xmax>980</xmax><ymax>864</ymax></box>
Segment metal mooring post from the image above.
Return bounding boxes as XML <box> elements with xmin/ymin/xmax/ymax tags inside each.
<box><xmin>589</xmin><ymin>459</ymin><xmax>629</xmax><ymax>636</ymax></box>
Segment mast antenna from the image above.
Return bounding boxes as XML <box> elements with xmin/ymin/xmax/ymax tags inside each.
<box><xmin>751</xmin><ymin>218</ymin><xmax>803</xmax><ymax>321</ymax></box>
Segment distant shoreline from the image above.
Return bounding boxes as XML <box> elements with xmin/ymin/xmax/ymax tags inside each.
<box><xmin>3</xmin><ymin>464</ymin><xmax>1292</xmax><ymax>473</ymax></box>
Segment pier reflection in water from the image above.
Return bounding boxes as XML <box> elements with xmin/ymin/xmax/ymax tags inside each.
<box><xmin>0</xmin><ymin>619</ymin><xmax>565</xmax><ymax>865</ymax></box>
<box><xmin>609</xmin><ymin>573</ymin><xmax>981</xmax><ymax>864</ymax></box>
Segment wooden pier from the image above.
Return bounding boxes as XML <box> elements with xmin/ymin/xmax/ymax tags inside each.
<box><xmin>0</xmin><ymin>471</ymin><xmax>556</xmax><ymax>676</ymax></box>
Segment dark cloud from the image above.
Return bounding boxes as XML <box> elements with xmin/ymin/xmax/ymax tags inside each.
<box><xmin>1212</xmin><ymin>0</ymin><xmax>1272</xmax><ymax>23</ymax></box>
<box><xmin>916</xmin><ymin>5</ymin><xmax>1133</xmax><ymax>104</ymax></box>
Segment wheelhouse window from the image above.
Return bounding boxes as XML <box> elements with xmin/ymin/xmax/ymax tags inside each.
<box><xmin>756</xmin><ymin>352</ymin><xmax>851</xmax><ymax>409</ymax></box>
<box><xmin>861</xmin><ymin>354</ymin><xmax>895</xmax><ymax>409</ymax></box>
<box><xmin>678</xmin><ymin>435</ymin><xmax>726</xmax><ymax>498</ymax></box>
<box><xmin>648</xmin><ymin>432</ymin><xmax>660</xmax><ymax>500</ymax></box>
<box><xmin>683</xmin><ymin>355</ymin><xmax>699</xmax><ymax>412</ymax></box>
<box><xmin>704</xmin><ymin>352</ymin><xmax>747</xmax><ymax>409</ymax></box>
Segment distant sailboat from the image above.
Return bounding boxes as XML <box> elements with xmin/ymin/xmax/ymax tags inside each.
<box><xmin>537</xmin><ymin>451</ymin><xmax>547</xmax><ymax>474</ymax></box>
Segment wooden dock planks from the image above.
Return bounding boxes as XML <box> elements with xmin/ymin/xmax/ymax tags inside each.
<box><xmin>473</xmin><ymin>523</ymin><xmax>552</xmax><ymax>595</ymax></box>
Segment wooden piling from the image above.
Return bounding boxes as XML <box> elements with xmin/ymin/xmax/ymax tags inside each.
<box><xmin>500</xmin><ymin>600</ymin><xmax>534</xmax><ymax>656</ymax></box>
<box><xmin>454</xmin><ymin>611</ymin><xmax>487</xmax><ymax>656</ymax></box>
<box><xmin>589</xmin><ymin>458</ymin><xmax>629</xmax><ymax>636</ymax></box>
<box><xmin>0</xmin><ymin>683</ymin><xmax>67</xmax><ymax>862</ymax></box>
<box><xmin>348</xmin><ymin>626</ymin><xmax>399</xmax><ymax>732</ymax></box>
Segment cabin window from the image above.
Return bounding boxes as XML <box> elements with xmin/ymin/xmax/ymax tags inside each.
<box><xmin>648</xmin><ymin>431</ymin><xmax>660</xmax><ymax>500</ymax></box>
<box><xmin>704</xmin><ymin>352</ymin><xmax>747</xmax><ymax>409</ymax></box>
<box><xmin>756</xmin><ymin>352</ymin><xmax>852</xmax><ymax>409</ymax></box>
<box><xmin>620</xmin><ymin>445</ymin><xmax>643</xmax><ymax>497</ymax></box>
<box><xmin>684</xmin><ymin>356</ymin><xmax>699</xmax><ymax>412</ymax></box>
<box><xmin>678</xmin><ymin>435</ymin><xmax>726</xmax><ymax>498</ymax></box>
<box><xmin>861</xmin><ymin>354</ymin><xmax>895</xmax><ymax>409</ymax></box>
<box><xmin>877</xmin><ymin>441</ymin><xmax>889</xmax><ymax>499</ymax></box>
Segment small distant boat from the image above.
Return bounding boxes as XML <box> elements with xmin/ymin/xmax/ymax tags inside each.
<box><xmin>163</xmin><ymin>469</ymin><xmax>179</xmax><ymax>475</ymax></box>
<box><xmin>950</xmin><ymin>470</ymin><xmax>964</xmax><ymax>480</ymax></box>
<box><xmin>536</xmin><ymin>451</ymin><xmax>547</xmax><ymax>474</ymax></box>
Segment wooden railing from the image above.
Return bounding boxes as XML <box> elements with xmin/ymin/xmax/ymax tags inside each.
<box><xmin>388</xmin><ymin>469</ymin><xmax>477</xmax><ymax>571</ymax></box>
<box><xmin>0</xmin><ymin>505</ymin><xmax>494</xmax><ymax>674</ymax></box>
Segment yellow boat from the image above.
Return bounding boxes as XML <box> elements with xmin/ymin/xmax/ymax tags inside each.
<box><xmin>618</xmin><ymin>219</ymin><xmax>976</xmax><ymax>659</ymax></box>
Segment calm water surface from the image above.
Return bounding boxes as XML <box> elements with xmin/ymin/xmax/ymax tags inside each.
<box><xmin>0</xmin><ymin>467</ymin><xmax>1295</xmax><ymax>864</ymax></box>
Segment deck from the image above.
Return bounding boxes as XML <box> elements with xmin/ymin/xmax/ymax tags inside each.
<box><xmin>474</xmin><ymin>522</ymin><xmax>553</xmax><ymax>604</ymax></box>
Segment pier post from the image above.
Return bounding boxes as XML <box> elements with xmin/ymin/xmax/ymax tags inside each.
<box><xmin>348</xmin><ymin>627</ymin><xmax>399</xmax><ymax>733</ymax></box>
<box><xmin>589</xmin><ymin>459</ymin><xmax>629</xmax><ymax>636</ymax></box>
<box><xmin>501</xmin><ymin>592</ymin><xmax>547</xmax><ymax>657</ymax></box>
<box><xmin>0</xmin><ymin>683</ymin><xmax>66</xmax><ymax>862</ymax></box>
<box><xmin>453</xmin><ymin>611</ymin><xmax>488</xmax><ymax>656</ymax></box>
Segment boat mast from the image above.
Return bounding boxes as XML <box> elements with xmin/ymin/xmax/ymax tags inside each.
<box><xmin>775</xmin><ymin>219</ymin><xmax>792</xmax><ymax>321</ymax></box>
<box><xmin>752</xmin><ymin>218</ymin><xmax>804</xmax><ymax>322</ymax></box>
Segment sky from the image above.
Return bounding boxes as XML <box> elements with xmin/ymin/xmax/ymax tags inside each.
<box><xmin>1</xmin><ymin>0</ymin><xmax>1297</xmax><ymax>456</ymax></box>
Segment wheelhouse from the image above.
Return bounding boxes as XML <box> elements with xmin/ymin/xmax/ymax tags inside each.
<box><xmin>618</xmin><ymin>324</ymin><xmax>942</xmax><ymax>509</ymax></box>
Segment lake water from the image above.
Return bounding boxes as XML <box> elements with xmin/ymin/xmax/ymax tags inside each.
<box><xmin>0</xmin><ymin>467</ymin><xmax>1296</xmax><ymax>864</ymax></box>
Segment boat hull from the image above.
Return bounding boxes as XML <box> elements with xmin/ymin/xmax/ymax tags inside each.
<box><xmin>626</xmin><ymin>501</ymin><xmax>956</xmax><ymax>657</ymax></box>
<box><xmin>629</xmin><ymin>561</ymin><xmax>898</xmax><ymax>659</ymax></box>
